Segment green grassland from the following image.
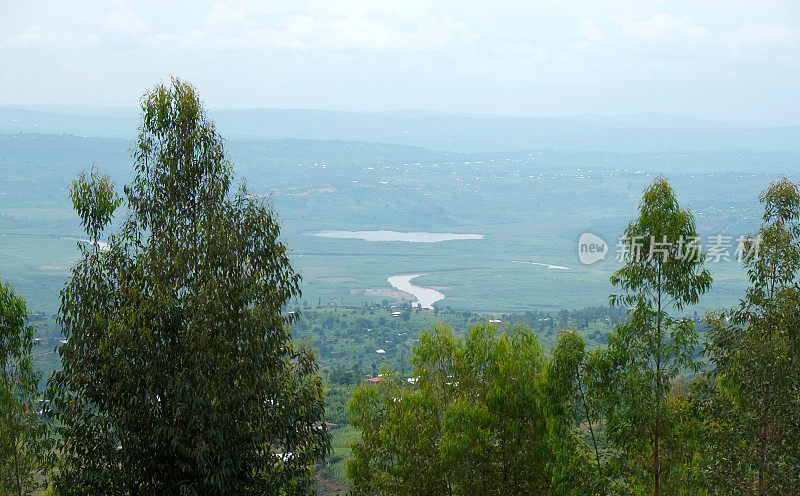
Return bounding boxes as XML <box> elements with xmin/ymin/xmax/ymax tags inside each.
<box><xmin>2</xmin><ymin>135</ymin><xmax>794</xmax><ymax>381</ymax></box>
<box><xmin>314</xmin><ymin>425</ymin><xmax>359</xmax><ymax>494</ymax></box>
<box><xmin>3</xmin><ymin>134</ymin><xmax>792</xmax><ymax>316</ymax></box>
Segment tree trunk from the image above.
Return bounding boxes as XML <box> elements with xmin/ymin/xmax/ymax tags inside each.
<box><xmin>12</xmin><ymin>423</ymin><xmax>22</xmax><ymax>496</ymax></box>
<box><xmin>654</xmin><ymin>438</ymin><xmax>660</xmax><ymax>496</ymax></box>
<box><xmin>578</xmin><ymin>371</ymin><xmax>602</xmax><ymax>473</ymax></box>
<box><xmin>757</xmin><ymin>426</ymin><xmax>767</xmax><ymax>496</ymax></box>
<box><xmin>654</xmin><ymin>263</ymin><xmax>663</xmax><ymax>496</ymax></box>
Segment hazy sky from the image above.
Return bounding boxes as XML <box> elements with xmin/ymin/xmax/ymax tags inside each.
<box><xmin>2</xmin><ymin>1</ymin><xmax>798</xmax><ymax>125</ymax></box>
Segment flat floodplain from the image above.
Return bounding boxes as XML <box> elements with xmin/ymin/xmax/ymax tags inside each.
<box><xmin>1</xmin><ymin>134</ymin><xmax>794</xmax><ymax>314</ymax></box>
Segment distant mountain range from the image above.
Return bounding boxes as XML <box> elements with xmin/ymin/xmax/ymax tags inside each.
<box><xmin>1</xmin><ymin>107</ymin><xmax>798</xmax><ymax>153</ymax></box>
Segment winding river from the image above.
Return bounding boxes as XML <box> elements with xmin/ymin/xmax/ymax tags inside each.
<box><xmin>387</xmin><ymin>273</ymin><xmax>445</xmax><ymax>309</ymax></box>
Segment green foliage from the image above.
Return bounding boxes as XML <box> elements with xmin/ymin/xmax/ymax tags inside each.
<box><xmin>347</xmin><ymin>322</ymin><xmax>578</xmax><ymax>495</ymax></box>
<box><xmin>46</xmin><ymin>78</ymin><xmax>329</xmax><ymax>495</ymax></box>
<box><xmin>292</xmin><ymin>304</ymin><xmax>620</xmax><ymax>431</ymax></box>
<box><xmin>604</xmin><ymin>177</ymin><xmax>712</xmax><ymax>495</ymax></box>
<box><xmin>0</xmin><ymin>281</ymin><xmax>47</xmax><ymax>496</ymax></box>
<box><xmin>6</xmin><ymin>90</ymin><xmax>800</xmax><ymax>495</ymax></box>
<box><xmin>545</xmin><ymin>331</ymin><xmax>609</xmax><ymax>494</ymax></box>
<box><xmin>338</xmin><ymin>177</ymin><xmax>800</xmax><ymax>495</ymax></box>
<box><xmin>702</xmin><ymin>178</ymin><xmax>800</xmax><ymax>495</ymax></box>
<box><xmin>69</xmin><ymin>167</ymin><xmax>121</xmax><ymax>243</ymax></box>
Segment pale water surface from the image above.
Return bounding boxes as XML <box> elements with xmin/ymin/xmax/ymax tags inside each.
<box><xmin>388</xmin><ymin>273</ymin><xmax>445</xmax><ymax>309</ymax></box>
<box><xmin>310</xmin><ymin>230</ymin><xmax>483</xmax><ymax>243</ymax></box>
<box><xmin>512</xmin><ymin>260</ymin><xmax>571</xmax><ymax>270</ymax></box>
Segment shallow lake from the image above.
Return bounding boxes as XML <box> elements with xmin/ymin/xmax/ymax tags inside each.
<box><xmin>309</xmin><ymin>230</ymin><xmax>483</xmax><ymax>243</ymax></box>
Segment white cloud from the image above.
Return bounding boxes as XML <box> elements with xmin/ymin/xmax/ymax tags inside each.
<box><xmin>718</xmin><ymin>23</ymin><xmax>800</xmax><ymax>54</ymax></box>
<box><xmin>579</xmin><ymin>20</ymin><xmax>604</xmax><ymax>42</ymax></box>
<box><xmin>5</xmin><ymin>25</ymin><xmax>54</xmax><ymax>48</ymax></box>
<box><xmin>490</xmin><ymin>43</ymin><xmax>547</xmax><ymax>60</ymax></box>
<box><xmin>573</xmin><ymin>19</ymin><xmax>605</xmax><ymax>50</ymax></box>
<box><xmin>103</xmin><ymin>2</ymin><xmax>147</xmax><ymax>37</ymax></box>
<box><xmin>3</xmin><ymin>2</ymin><xmax>147</xmax><ymax>50</ymax></box>
<box><xmin>263</xmin><ymin>15</ymin><xmax>471</xmax><ymax>51</ymax></box>
<box><xmin>621</xmin><ymin>14</ymin><xmax>710</xmax><ymax>40</ymax></box>
<box><xmin>130</xmin><ymin>3</ymin><xmax>474</xmax><ymax>52</ymax></box>
<box><xmin>1</xmin><ymin>0</ymin><xmax>798</xmax><ymax>123</ymax></box>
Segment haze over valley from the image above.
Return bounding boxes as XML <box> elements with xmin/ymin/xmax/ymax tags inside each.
<box><xmin>2</xmin><ymin>108</ymin><xmax>797</xmax><ymax>315</ymax></box>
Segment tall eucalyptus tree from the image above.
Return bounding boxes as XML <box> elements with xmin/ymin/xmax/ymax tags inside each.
<box><xmin>604</xmin><ymin>177</ymin><xmax>712</xmax><ymax>495</ymax></box>
<box><xmin>48</xmin><ymin>78</ymin><xmax>329</xmax><ymax>495</ymax></box>
<box><xmin>704</xmin><ymin>178</ymin><xmax>800</xmax><ymax>495</ymax></box>
<box><xmin>1</xmin><ymin>282</ymin><xmax>47</xmax><ymax>496</ymax></box>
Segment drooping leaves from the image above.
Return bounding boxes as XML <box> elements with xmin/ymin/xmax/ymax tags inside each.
<box><xmin>48</xmin><ymin>78</ymin><xmax>329</xmax><ymax>495</ymax></box>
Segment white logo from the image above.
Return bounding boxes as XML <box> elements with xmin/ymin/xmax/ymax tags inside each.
<box><xmin>578</xmin><ymin>233</ymin><xmax>608</xmax><ymax>265</ymax></box>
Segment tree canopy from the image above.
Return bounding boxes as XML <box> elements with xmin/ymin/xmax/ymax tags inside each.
<box><xmin>47</xmin><ymin>78</ymin><xmax>329</xmax><ymax>495</ymax></box>
<box><xmin>702</xmin><ymin>178</ymin><xmax>800</xmax><ymax>495</ymax></box>
<box><xmin>1</xmin><ymin>281</ymin><xmax>47</xmax><ymax>496</ymax></box>
<box><xmin>347</xmin><ymin>322</ymin><xmax>587</xmax><ymax>495</ymax></box>
<box><xmin>604</xmin><ymin>176</ymin><xmax>712</xmax><ymax>495</ymax></box>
